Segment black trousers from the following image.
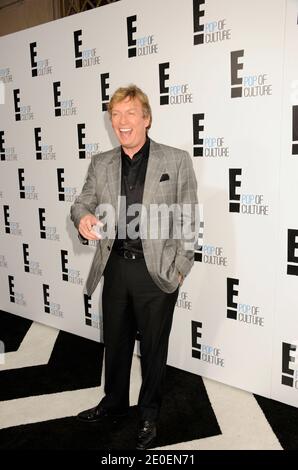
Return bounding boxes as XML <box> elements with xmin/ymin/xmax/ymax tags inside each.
<box><xmin>100</xmin><ymin>250</ymin><xmax>179</xmax><ymax>421</ymax></box>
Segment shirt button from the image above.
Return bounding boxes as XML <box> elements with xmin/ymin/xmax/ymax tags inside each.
<box><xmin>129</xmin><ymin>185</ymin><xmax>134</xmax><ymax>190</ymax></box>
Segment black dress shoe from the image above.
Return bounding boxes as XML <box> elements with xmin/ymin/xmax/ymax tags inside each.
<box><xmin>77</xmin><ymin>404</ymin><xmax>127</xmax><ymax>423</ymax></box>
<box><xmin>136</xmin><ymin>420</ymin><xmax>157</xmax><ymax>450</ymax></box>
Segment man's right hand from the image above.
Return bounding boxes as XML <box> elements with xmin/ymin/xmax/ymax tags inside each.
<box><xmin>78</xmin><ymin>214</ymin><xmax>103</xmax><ymax>240</ymax></box>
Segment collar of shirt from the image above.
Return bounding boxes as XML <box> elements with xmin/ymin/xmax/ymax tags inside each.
<box><xmin>121</xmin><ymin>136</ymin><xmax>150</xmax><ymax>164</ymax></box>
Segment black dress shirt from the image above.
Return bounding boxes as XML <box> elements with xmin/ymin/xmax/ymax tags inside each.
<box><xmin>113</xmin><ymin>137</ymin><xmax>150</xmax><ymax>255</ymax></box>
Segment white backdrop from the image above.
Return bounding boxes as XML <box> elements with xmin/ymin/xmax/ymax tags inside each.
<box><xmin>0</xmin><ymin>0</ymin><xmax>297</xmax><ymax>408</ymax></box>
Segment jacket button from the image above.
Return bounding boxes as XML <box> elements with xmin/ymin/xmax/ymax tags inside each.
<box><xmin>107</xmin><ymin>246</ymin><xmax>110</xmax><ymax>251</ymax></box>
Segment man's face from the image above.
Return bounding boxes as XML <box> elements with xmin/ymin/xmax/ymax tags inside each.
<box><xmin>111</xmin><ymin>97</ymin><xmax>150</xmax><ymax>157</ymax></box>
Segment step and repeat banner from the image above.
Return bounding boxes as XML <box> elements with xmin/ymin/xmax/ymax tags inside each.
<box><xmin>0</xmin><ymin>0</ymin><xmax>297</xmax><ymax>407</ymax></box>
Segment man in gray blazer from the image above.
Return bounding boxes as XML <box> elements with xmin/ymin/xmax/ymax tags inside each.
<box><xmin>71</xmin><ymin>85</ymin><xmax>198</xmax><ymax>450</ymax></box>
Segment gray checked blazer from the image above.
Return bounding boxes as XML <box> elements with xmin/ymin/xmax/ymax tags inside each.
<box><xmin>70</xmin><ymin>139</ymin><xmax>198</xmax><ymax>295</ymax></box>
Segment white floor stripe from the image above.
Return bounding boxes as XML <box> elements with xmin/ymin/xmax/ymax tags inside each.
<box><xmin>157</xmin><ymin>377</ymin><xmax>282</xmax><ymax>450</ymax></box>
<box><xmin>0</xmin><ymin>322</ymin><xmax>59</xmax><ymax>371</ymax></box>
<box><xmin>0</xmin><ymin>387</ymin><xmax>102</xmax><ymax>429</ymax></box>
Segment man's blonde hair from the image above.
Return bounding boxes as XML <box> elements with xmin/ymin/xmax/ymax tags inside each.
<box><xmin>108</xmin><ymin>84</ymin><xmax>152</xmax><ymax>130</ymax></box>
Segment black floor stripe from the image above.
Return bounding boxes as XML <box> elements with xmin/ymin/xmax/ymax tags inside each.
<box><xmin>0</xmin><ymin>366</ymin><xmax>221</xmax><ymax>450</ymax></box>
<box><xmin>0</xmin><ymin>331</ymin><xmax>104</xmax><ymax>401</ymax></box>
<box><xmin>0</xmin><ymin>310</ymin><xmax>32</xmax><ymax>352</ymax></box>
<box><xmin>254</xmin><ymin>394</ymin><xmax>298</xmax><ymax>450</ymax></box>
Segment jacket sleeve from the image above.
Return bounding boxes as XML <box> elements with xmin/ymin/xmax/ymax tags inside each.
<box><xmin>174</xmin><ymin>150</ymin><xmax>199</xmax><ymax>278</ymax></box>
<box><xmin>70</xmin><ymin>154</ymin><xmax>99</xmax><ymax>230</ymax></box>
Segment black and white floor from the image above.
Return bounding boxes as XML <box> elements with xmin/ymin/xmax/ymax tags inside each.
<box><xmin>0</xmin><ymin>310</ymin><xmax>297</xmax><ymax>451</ymax></box>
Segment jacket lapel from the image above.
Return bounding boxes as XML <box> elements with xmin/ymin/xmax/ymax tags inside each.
<box><xmin>107</xmin><ymin>146</ymin><xmax>121</xmax><ymax>220</ymax></box>
<box><xmin>142</xmin><ymin>139</ymin><xmax>164</xmax><ymax>206</ymax></box>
